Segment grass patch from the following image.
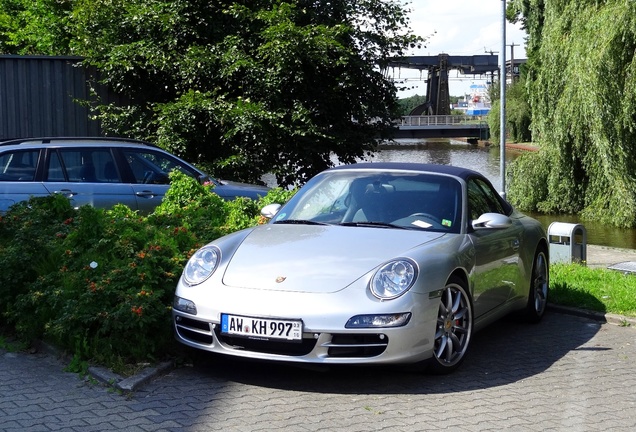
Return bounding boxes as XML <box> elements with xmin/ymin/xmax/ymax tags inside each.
<box><xmin>550</xmin><ymin>263</ymin><xmax>636</xmax><ymax>317</ymax></box>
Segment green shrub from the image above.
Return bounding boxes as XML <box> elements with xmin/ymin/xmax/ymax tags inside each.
<box><xmin>0</xmin><ymin>194</ymin><xmax>76</xmax><ymax>326</ymax></box>
<box><xmin>0</xmin><ymin>172</ymin><xmax>295</xmax><ymax>371</ymax></box>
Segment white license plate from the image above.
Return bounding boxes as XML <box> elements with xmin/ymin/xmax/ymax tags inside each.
<box><xmin>221</xmin><ymin>314</ymin><xmax>303</xmax><ymax>342</ymax></box>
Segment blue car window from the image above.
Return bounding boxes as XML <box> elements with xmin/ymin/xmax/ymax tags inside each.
<box><xmin>0</xmin><ymin>150</ymin><xmax>38</xmax><ymax>181</ymax></box>
<box><xmin>57</xmin><ymin>149</ymin><xmax>117</xmax><ymax>183</ymax></box>
<box><xmin>122</xmin><ymin>149</ymin><xmax>196</xmax><ymax>184</ymax></box>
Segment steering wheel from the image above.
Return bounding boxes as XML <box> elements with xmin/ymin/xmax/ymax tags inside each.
<box><xmin>408</xmin><ymin>212</ymin><xmax>440</xmax><ymax>223</ymax></box>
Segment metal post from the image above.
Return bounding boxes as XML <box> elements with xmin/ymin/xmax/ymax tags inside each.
<box><xmin>499</xmin><ymin>0</ymin><xmax>507</xmax><ymax>198</ymax></box>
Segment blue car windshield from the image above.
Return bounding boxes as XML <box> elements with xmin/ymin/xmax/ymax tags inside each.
<box><xmin>272</xmin><ymin>171</ymin><xmax>462</xmax><ymax>233</ymax></box>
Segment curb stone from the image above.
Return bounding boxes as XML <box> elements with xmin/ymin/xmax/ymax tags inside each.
<box><xmin>88</xmin><ymin>360</ymin><xmax>174</xmax><ymax>392</ymax></box>
<box><xmin>38</xmin><ymin>341</ymin><xmax>175</xmax><ymax>392</ymax></box>
<box><xmin>547</xmin><ymin>303</ymin><xmax>636</xmax><ymax>327</ymax></box>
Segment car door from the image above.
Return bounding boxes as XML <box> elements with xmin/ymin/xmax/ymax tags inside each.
<box><xmin>120</xmin><ymin>148</ymin><xmax>202</xmax><ymax>214</ymax></box>
<box><xmin>42</xmin><ymin>148</ymin><xmax>138</xmax><ymax>211</ymax></box>
<box><xmin>0</xmin><ymin>149</ymin><xmax>49</xmax><ymax>212</ymax></box>
<box><xmin>467</xmin><ymin>177</ymin><xmax>523</xmax><ymax>317</ymax></box>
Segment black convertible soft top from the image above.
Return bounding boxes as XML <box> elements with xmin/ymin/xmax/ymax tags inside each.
<box><xmin>329</xmin><ymin>162</ymin><xmax>483</xmax><ymax>182</ymax></box>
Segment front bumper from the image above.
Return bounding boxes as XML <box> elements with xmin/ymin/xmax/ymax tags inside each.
<box><xmin>172</xmin><ymin>288</ymin><xmax>439</xmax><ymax>365</ymax></box>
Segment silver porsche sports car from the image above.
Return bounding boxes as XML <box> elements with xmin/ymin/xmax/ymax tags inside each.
<box><xmin>173</xmin><ymin>162</ymin><xmax>549</xmax><ymax>373</ymax></box>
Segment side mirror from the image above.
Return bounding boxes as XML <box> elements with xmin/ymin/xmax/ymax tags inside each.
<box><xmin>472</xmin><ymin>212</ymin><xmax>512</xmax><ymax>230</ymax></box>
<box><xmin>261</xmin><ymin>203</ymin><xmax>282</xmax><ymax>219</ymax></box>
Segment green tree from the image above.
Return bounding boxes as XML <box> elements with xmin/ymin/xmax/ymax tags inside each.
<box><xmin>507</xmin><ymin>0</ymin><xmax>636</xmax><ymax>228</ymax></box>
<box><xmin>487</xmin><ymin>74</ymin><xmax>532</xmax><ymax>145</ymax></box>
<box><xmin>398</xmin><ymin>94</ymin><xmax>427</xmax><ymax>116</ymax></box>
<box><xmin>0</xmin><ymin>0</ymin><xmax>72</xmax><ymax>54</ymax></box>
<box><xmin>0</xmin><ymin>0</ymin><xmax>422</xmax><ymax>187</ymax></box>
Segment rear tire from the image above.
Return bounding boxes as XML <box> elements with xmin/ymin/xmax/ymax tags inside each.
<box><xmin>426</xmin><ymin>276</ymin><xmax>473</xmax><ymax>374</ymax></box>
<box><xmin>525</xmin><ymin>247</ymin><xmax>549</xmax><ymax>323</ymax></box>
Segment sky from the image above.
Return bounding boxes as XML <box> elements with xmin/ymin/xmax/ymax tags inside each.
<box><xmin>394</xmin><ymin>1</ymin><xmax>528</xmax><ymax>98</ymax></box>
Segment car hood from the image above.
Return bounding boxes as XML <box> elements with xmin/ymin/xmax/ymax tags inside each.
<box><xmin>222</xmin><ymin>224</ymin><xmax>445</xmax><ymax>293</ymax></box>
<box><xmin>215</xmin><ymin>179</ymin><xmax>270</xmax><ymax>199</ymax></box>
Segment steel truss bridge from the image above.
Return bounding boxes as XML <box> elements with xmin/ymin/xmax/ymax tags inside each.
<box><xmin>387</xmin><ymin>54</ymin><xmax>499</xmax><ymax>141</ymax></box>
<box><xmin>388</xmin><ymin>54</ymin><xmax>499</xmax><ymax>116</ymax></box>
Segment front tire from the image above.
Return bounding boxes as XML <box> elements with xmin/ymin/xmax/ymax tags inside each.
<box><xmin>427</xmin><ymin>276</ymin><xmax>473</xmax><ymax>374</ymax></box>
<box><xmin>525</xmin><ymin>247</ymin><xmax>549</xmax><ymax>323</ymax></box>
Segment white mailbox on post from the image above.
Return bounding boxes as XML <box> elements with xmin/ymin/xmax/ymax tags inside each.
<box><xmin>548</xmin><ymin>222</ymin><xmax>587</xmax><ymax>264</ymax></box>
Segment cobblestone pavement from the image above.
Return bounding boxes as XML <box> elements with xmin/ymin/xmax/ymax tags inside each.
<box><xmin>2</xmin><ymin>311</ymin><xmax>636</xmax><ymax>432</ymax></box>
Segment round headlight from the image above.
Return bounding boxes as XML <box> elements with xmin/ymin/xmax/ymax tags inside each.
<box><xmin>370</xmin><ymin>259</ymin><xmax>417</xmax><ymax>300</ymax></box>
<box><xmin>184</xmin><ymin>245</ymin><xmax>221</xmax><ymax>285</ymax></box>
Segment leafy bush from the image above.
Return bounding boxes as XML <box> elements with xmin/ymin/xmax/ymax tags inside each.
<box><xmin>0</xmin><ymin>172</ymin><xmax>295</xmax><ymax>371</ymax></box>
<box><xmin>0</xmin><ymin>194</ymin><xmax>76</xmax><ymax>325</ymax></box>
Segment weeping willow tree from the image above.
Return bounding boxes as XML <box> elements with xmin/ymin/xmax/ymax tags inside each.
<box><xmin>507</xmin><ymin>0</ymin><xmax>636</xmax><ymax>228</ymax></box>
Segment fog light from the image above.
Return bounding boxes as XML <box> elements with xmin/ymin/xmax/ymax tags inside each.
<box><xmin>345</xmin><ymin>313</ymin><xmax>411</xmax><ymax>328</ymax></box>
<box><xmin>173</xmin><ymin>296</ymin><xmax>197</xmax><ymax>315</ymax></box>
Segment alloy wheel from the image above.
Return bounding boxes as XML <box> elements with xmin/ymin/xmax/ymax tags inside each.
<box><xmin>433</xmin><ymin>280</ymin><xmax>473</xmax><ymax>370</ymax></box>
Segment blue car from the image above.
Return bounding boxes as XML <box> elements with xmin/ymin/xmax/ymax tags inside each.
<box><xmin>0</xmin><ymin>137</ymin><xmax>270</xmax><ymax>214</ymax></box>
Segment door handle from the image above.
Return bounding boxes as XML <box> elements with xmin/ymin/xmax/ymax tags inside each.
<box><xmin>135</xmin><ymin>190</ymin><xmax>156</xmax><ymax>198</ymax></box>
<box><xmin>54</xmin><ymin>189</ymin><xmax>77</xmax><ymax>197</ymax></box>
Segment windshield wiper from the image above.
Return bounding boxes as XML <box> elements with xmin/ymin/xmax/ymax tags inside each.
<box><xmin>273</xmin><ymin>219</ymin><xmax>329</xmax><ymax>226</ymax></box>
<box><xmin>339</xmin><ymin>222</ymin><xmax>408</xmax><ymax>230</ymax></box>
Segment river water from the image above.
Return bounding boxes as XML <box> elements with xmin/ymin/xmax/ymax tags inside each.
<box><xmin>373</xmin><ymin>139</ymin><xmax>636</xmax><ymax>249</ymax></box>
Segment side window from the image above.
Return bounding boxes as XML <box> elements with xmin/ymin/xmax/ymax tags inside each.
<box><xmin>47</xmin><ymin>152</ymin><xmax>65</xmax><ymax>181</ymax></box>
<box><xmin>122</xmin><ymin>149</ymin><xmax>196</xmax><ymax>184</ymax></box>
<box><xmin>56</xmin><ymin>149</ymin><xmax>118</xmax><ymax>183</ymax></box>
<box><xmin>0</xmin><ymin>150</ymin><xmax>38</xmax><ymax>181</ymax></box>
<box><xmin>467</xmin><ymin>178</ymin><xmax>506</xmax><ymax>220</ymax></box>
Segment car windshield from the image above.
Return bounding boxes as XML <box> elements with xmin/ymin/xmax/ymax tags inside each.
<box><xmin>273</xmin><ymin>170</ymin><xmax>462</xmax><ymax>233</ymax></box>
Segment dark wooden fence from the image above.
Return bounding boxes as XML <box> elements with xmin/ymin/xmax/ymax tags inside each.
<box><xmin>0</xmin><ymin>55</ymin><xmax>120</xmax><ymax>141</ymax></box>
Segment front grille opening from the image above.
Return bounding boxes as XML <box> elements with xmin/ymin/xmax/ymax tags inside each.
<box><xmin>214</xmin><ymin>327</ymin><xmax>317</xmax><ymax>356</ymax></box>
<box><xmin>327</xmin><ymin>334</ymin><xmax>388</xmax><ymax>358</ymax></box>
<box><xmin>177</xmin><ymin>327</ymin><xmax>214</xmax><ymax>345</ymax></box>
<box><xmin>175</xmin><ymin>316</ymin><xmax>213</xmax><ymax>345</ymax></box>
<box><xmin>176</xmin><ymin>316</ymin><xmax>210</xmax><ymax>331</ymax></box>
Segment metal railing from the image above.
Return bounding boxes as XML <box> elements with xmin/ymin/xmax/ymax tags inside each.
<box><xmin>399</xmin><ymin>115</ymin><xmax>487</xmax><ymax>127</ymax></box>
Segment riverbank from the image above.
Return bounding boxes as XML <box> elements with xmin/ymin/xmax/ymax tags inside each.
<box><xmin>475</xmin><ymin>139</ymin><xmax>539</xmax><ymax>151</ymax></box>
<box><xmin>505</xmin><ymin>142</ymin><xmax>539</xmax><ymax>151</ymax></box>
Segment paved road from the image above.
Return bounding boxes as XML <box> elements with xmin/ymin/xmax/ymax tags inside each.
<box><xmin>586</xmin><ymin>244</ymin><xmax>636</xmax><ymax>269</ymax></box>
<box><xmin>2</xmin><ymin>311</ymin><xmax>635</xmax><ymax>431</ymax></box>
